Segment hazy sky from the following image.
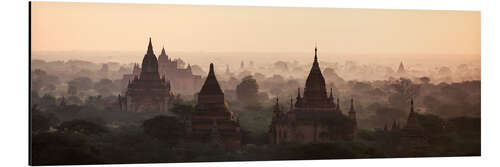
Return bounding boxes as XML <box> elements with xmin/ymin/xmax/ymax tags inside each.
<box><xmin>31</xmin><ymin>2</ymin><xmax>480</xmax><ymax>59</ymax></box>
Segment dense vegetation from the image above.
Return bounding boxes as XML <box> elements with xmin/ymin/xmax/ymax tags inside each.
<box><xmin>30</xmin><ymin>59</ymin><xmax>480</xmax><ymax>165</ymax></box>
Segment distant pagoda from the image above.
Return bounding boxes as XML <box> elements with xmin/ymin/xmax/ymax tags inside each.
<box><xmin>119</xmin><ymin>38</ymin><xmax>173</xmax><ymax>112</ymax></box>
<box><xmin>397</xmin><ymin>61</ymin><xmax>407</xmax><ymax>74</ymax></box>
<box><xmin>157</xmin><ymin>46</ymin><xmax>202</xmax><ymax>95</ymax></box>
<box><xmin>268</xmin><ymin>45</ymin><xmax>357</xmax><ymax>144</ymax></box>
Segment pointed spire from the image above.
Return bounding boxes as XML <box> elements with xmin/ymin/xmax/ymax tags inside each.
<box><xmin>273</xmin><ymin>97</ymin><xmax>282</xmax><ymax>116</ymax></box>
<box><xmin>314</xmin><ymin>42</ymin><xmax>318</xmax><ymax>63</ymax></box>
<box><xmin>406</xmin><ymin>98</ymin><xmax>419</xmax><ymax>129</ymax></box>
<box><xmin>349</xmin><ymin>97</ymin><xmax>355</xmax><ymax>112</ymax></box>
<box><xmin>410</xmin><ymin>98</ymin><xmax>414</xmax><ymax>113</ymax></box>
<box><xmin>160</xmin><ymin>45</ymin><xmax>167</xmax><ymax>57</ymax></box>
<box><xmin>397</xmin><ymin>61</ymin><xmax>406</xmax><ymax>73</ymax></box>
<box><xmin>199</xmin><ymin>63</ymin><xmax>224</xmax><ymax>95</ymax></box>
<box><xmin>147</xmin><ymin>37</ymin><xmax>154</xmax><ymax>55</ymax></box>
<box><xmin>290</xmin><ymin>96</ymin><xmax>294</xmax><ymax>110</ymax></box>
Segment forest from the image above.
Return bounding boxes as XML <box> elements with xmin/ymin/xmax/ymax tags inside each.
<box><xmin>30</xmin><ymin>58</ymin><xmax>480</xmax><ymax>165</ymax></box>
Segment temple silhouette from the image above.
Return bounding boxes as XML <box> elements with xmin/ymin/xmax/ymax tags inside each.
<box><xmin>184</xmin><ymin>63</ymin><xmax>242</xmax><ymax>150</ymax></box>
<box><xmin>157</xmin><ymin>47</ymin><xmax>202</xmax><ymax>95</ymax></box>
<box><xmin>118</xmin><ymin>38</ymin><xmax>173</xmax><ymax>112</ymax></box>
<box><xmin>121</xmin><ymin>42</ymin><xmax>202</xmax><ymax>96</ymax></box>
<box><xmin>268</xmin><ymin>46</ymin><xmax>357</xmax><ymax>144</ymax></box>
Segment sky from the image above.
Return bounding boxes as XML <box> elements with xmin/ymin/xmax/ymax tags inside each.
<box><xmin>31</xmin><ymin>2</ymin><xmax>480</xmax><ymax>61</ymax></box>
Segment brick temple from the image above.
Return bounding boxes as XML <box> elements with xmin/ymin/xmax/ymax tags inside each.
<box><xmin>184</xmin><ymin>63</ymin><xmax>242</xmax><ymax>150</ymax></box>
<box><xmin>118</xmin><ymin>38</ymin><xmax>173</xmax><ymax>112</ymax></box>
<box><xmin>268</xmin><ymin>46</ymin><xmax>357</xmax><ymax>144</ymax></box>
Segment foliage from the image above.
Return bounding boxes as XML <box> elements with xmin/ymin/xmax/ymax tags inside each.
<box><xmin>31</xmin><ymin>132</ymin><xmax>102</xmax><ymax>165</ymax></box>
<box><xmin>236</xmin><ymin>75</ymin><xmax>259</xmax><ymax>104</ymax></box>
<box><xmin>58</xmin><ymin>119</ymin><xmax>108</xmax><ymax>136</ymax></box>
<box><xmin>142</xmin><ymin>115</ymin><xmax>184</xmax><ymax>146</ymax></box>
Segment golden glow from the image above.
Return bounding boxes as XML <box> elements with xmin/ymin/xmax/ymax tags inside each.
<box><xmin>31</xmin><ymin>2</ymin><xmax>480</xmax><ymax>59</ymax></box>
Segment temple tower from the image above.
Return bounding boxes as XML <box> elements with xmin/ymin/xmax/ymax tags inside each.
<box><xmin>121</xmin><ymin>38</ymin><xmax>172</xmax><ymax>112</ymax></box>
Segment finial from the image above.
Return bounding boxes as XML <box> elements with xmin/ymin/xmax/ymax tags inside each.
<box><xmin>276</xmin><ymin>97</ymin><xmax>279</xmax><ymax>104</ymax></box>
<box><xmin>290</xmin><ymin>96</ymin><xmax>293</xmax><ymax>108</ymax></box>
<box><xmin>349</xmin><ymin>97</ymin><xmax>355</xmax><ymax>113</ymax></box>
<box><xmin>147</xmin><ymin>37</ymin><xmax>154</xmax><ymax>54</ymax></box>
<box><xmin>410</xmin><ymin>97</ymin><xmax>414</xmax><ymax>113</ymax></box>
<box><xmin>314</xmin><ymin>42</ymin><xmax>318</xmax><ymax>62</ymax></box>
<box><xmin>208</xmin><ymin>63</ymin><xmax>215</xmax><ymax>75</ymax></box>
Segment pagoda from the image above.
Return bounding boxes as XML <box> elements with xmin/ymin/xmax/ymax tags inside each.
<box><xmin>269</xmin><ymin>45</ymin><xmax>357</xmax><ymax>144</ymax></box>
<box><xmin>185</xmin><ymin>63</ymin><xmax>241</xmax><ymax>150</ymax></box>
<box><xmin>119</xmin><ymin>38</ymin><xmax>173</xmax><ymax>112</ymax></box>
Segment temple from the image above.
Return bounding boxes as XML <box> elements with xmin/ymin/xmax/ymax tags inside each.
<box><xmin>157</xmin><ymin>46</ymin><xmax>202</xmax><ymax>95</ymax></box>
<box><xmin>119</xmin><ymin>38</ymin><xmax>173</xmax><ymax>112</ymax></box>
<box><xmin>397</xmin><ymin>61</ymin><xmax>406</xmax><ymax>74</ymax></box>
<box><xmin>184</xmin><ymin>63</ymin><xmax>242</xmax><ymax>150</ymax></box>
<box><xmin>268</xmin><ymin>46</ymin><xmax>357</xmax><ymax>144</ymax></box>
<box><xmin>397</xmin><ymin>98</ymin><xmax>429</xmax><ymax>152</ymax></box>
<box><xmin>121</xmin><ymin>44</ymin><xmax>202</xmax><ymax>95</ymax></box>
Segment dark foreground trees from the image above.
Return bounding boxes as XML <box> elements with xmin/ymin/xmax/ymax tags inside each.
<box><xmin>142</xmin><ymin>115</ymin><xmax>184</xmax><ymax>146</ymax></box>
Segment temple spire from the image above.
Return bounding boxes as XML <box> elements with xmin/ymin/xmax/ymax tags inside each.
<box><xmin>290</xmin><ymin>96</ymin><xmax>294</xmax><ymax>110</ymax></box>
<box><xmin>273</xmin><ymin>97</ymin><xmax>282</xmax><ymax>116</ymax></box>
<box><xmin>199</xmin><ymin>63</ymin><xmax>224</xmax><ymax>95</ymax></box>
<box><xmin>160</xmin><ymin>45</ymin><xmax>167</xmax><ymax>57</ymax></box>
<box><xmin>406</xmin><ymin>97</ymin><xmax>419</xmax><ymax>129</ymax></box>
<box><xmin>147</xmin><ymin>37</ymin><xmax>154</xmax><ymax>55</ymax></box>
<box><xmin>314</xmin><ymin>42</ymin><xmax>318</xmax><ymax>63</ymax></box>
<box><xmin>410</xmin><ymin>98</ymin><xmax>414</xmax><ymax>113</ymax></box>
<box><xmin>350</xmin><ymin>97</ymin><xmax>354</xmax><ymax>111</ymax></box>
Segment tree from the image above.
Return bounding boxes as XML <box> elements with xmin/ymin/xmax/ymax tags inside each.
<box><xmin>67</xmin><ymin>85</ymin><xmax>78</xmax><ymax>96</ymax></box>
<box><xmin>236</xmin><ymin>75</ymin><xmax>259</xmax><ymax>104</ymax></box>
<box><xmin>31</xmin><ymin>132</ymin><xmax>102</xmax><ymax>165</ymax></box>
<box><xmin>68</xmin><ymin>77</ymin><xmax>93</xmax><ymax>92</ymax></box>
<box><xmin>94</xmin><ymin>79</ymin><xmax>114</xmax><ymax>96</ymax></box>
<box><xmin>142</xmin><ymin>116</ymin><xmax>184</xmax><ymax>146</ymax></box>
<box><xmin>58</xmin><ymin>119</ymin><xmax>108</xmax><ymax>136</ymax></box>
<box><xmin>31</xmin><ymin>105</ymin><xmax>59</xmax><ymax>134</ymax></box>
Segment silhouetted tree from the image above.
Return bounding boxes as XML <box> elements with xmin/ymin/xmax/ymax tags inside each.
<box><xmin>58</xmin><ymin>119</ymin><xmax>108</xmax><ymax>136</ymax></box>
<box><xmin>31</xmin><ymin>105</ymin><xmax>59</xmax><ymax>134</ymax></box>
<box><xmin>142</xmin><ymin>116</ymin><xmax>184</xmax><ymax>146</ymax></box>
<box><xmin>68</xmin><ymin>77</ymin><xmax>93</xmax><ymax>91</ymax></box>
<box><xmin>31</xmin><ymin>132</ymin><xmax>102</xmax><ymax>165</ymax></box>
<box><xmin>236</xmin><ymin>75</ymin><xmax>259</xmax><ymax>104</ymax></box>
